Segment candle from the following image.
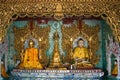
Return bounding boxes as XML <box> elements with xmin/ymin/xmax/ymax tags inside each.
<box><xmin>0</xmin><ymin>37</ymin><xmax>2</xmax><ymax>43</ymax></box>
<box><xmin>21</xmin><ymin>38</ymin><xmax>24</xmax><ymax>42</ymax></box>
<box><xmin>71</xmin><ymin>65</ymin><xmax>73</xmax><ymax>70</ymax></box>
<box><xmin>70</xmin><ymin>38</ymin><xmax>73</xmax><ymax>42</ymax></box>
<box><xmin>39</xmin><ymin>37</ymin><xmax>42</xmax><ymax>42</ymax></box>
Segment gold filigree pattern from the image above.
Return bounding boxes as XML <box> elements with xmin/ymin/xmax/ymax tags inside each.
<box><xmin>33</xmin><ymin>24</ymin><xmax>50</xmax><ymax>55</ymax></box>
<box><xmin>0</xmin><ymin>0</ymin><xmax>120</xmax><ymax>43</ymax></box>
<box><xmin>81</xmin><ymin>23</ymin><xmax>100</xmax><ymax>65</ymax></box>
<box><xmin>14</xmin><ymin>24</ymin><xmax>30</xmax><ymax>54</ymax></box>
<box><xmin>62</xmin><ymin>24</ymin><xmax>80</xmax><ymax>62</ymax></box>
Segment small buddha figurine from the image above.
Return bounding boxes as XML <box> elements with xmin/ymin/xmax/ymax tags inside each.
<box><xmin>18</xmin><ymin>39</ymin><xmax>43</xmax><ymax>69</ymax></box>
<box><xmin>73</xmin><ymin>38</ymin><xmax>93</xmax><ymax>68</ymax></box>
<box><xmin>112</xmin><ymin>60</ymin><xmax>118</xmax><ymax>76</ymax></box>
<box><xmin>1</xmin><ymin>61</ymin><xmax>9</xmax><ymax>78</ymax></box>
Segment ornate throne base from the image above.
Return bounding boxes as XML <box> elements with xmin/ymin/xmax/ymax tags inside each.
<box><xmin>46</xmin><ymin>67</ymin><xmax>67</xmax><ymax>70</ymax></box>
<box><xmin>47</xmin><ymin>62</ymin><xmax>67</xmax><ymax>70</ymax></box>
<box><xmin>10</xmin><ymin>69</ymin><xmax>104</xmax><ymax>80</ymax></box>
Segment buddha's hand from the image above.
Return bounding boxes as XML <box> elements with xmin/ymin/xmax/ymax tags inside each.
<box><xmin>84</xmin><ymin>57</ymin><xmax>89</xmax><ymax>61</ymax></box>
<box><xmin>80</xmin><ymin>58</ymin><xmax>86</xmax><ymax>60</ymax></box>
<box><xmin>77</xmin><ymin>58</ymin><xmax>89</xmax><ymax>62</ymax></box>
<box><xmin>75</xmin><ymin>58</ymin><xmax>84</xmax><ymax>62</ymax></box>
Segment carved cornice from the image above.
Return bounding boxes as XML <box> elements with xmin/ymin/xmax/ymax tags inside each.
<box><xmin>0</xmin><ymin>1</ymin><xmax>120</xmax><ymax>42</ymax></box>
<box><xmin>0</xmin><ymin>0</ymin><xmax>120</xmax><ymax>3</ymax></box>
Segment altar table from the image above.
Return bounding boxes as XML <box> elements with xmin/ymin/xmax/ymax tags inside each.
<box><xmin>10</xmin><ymin>69</ymin><xmax>104</xmax><ymax>80</ymax></box>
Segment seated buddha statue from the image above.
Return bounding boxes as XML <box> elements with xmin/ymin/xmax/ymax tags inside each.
<box><xmin>73</xmin><ymin>38</ymin><xmax>93</xmax><ymax>68</ymax></box>
<box><xmin>18</xmin><ymin>39</ymin><xmax>43</xmax><ymax>69</ymax></box>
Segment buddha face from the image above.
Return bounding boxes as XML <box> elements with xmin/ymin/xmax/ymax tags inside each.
<box><xmin>78</xmin><ymin>40</ymin><xmax>84</xmax><ymax>47</ymax></box>
<box><xmin>29</xmin><ymin>40</ymin><xmax>34</xmax><ymax>48</ymax></box>
<box><xmin>114</xmin><ymin>60</ymin><xmax>117</xmax><ymax>64</ymax></box>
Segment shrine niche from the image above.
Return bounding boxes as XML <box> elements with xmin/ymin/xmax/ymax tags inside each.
<box><xmin>62</xmin><ymin>22</ymin><xmax>100</xmax><ymax>67</ymax></box>
<box><xmin>13</xmin><ymin>22</ymin><xmax>50</xmax><ymax>68</ymax></box>
<box><xmin>0</xmin><ymin>0</ymin><xmax>120</xmax><ymax>80</ymax></box>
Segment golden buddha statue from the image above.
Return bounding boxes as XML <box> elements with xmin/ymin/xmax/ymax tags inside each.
<box><xmin>47</xmin><ymin>32</ymin><xmax>66</xmax><ymax>70</ymax></box>
<box><xmin>18</xmin><ymin>39</ymin><xmax>43</xmax><ymax>69</ymax></box>
<box><xmin>73</xmin><ymin>38</ymin><xmax>93</xmax><ymax>68</ymax></box>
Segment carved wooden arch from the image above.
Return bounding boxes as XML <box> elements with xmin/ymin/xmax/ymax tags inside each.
<box><xmin>0</xmin><ymin>0</ymin><xmax>120</xmax><ymax>43</ymax></box>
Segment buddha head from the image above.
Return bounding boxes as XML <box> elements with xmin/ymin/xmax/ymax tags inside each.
<box><xmin>114</xmin><ymin>60</ymin><xmax>117</xmax><ymax>65</ymax></box>
<box><xmin>77</xmin><ymin>38</ymin><xmax>84</xmax><ymax>47</ymax></box>
<box><xmin>29</xmin><ymin>39</ymin><xmax>34</xmax><ymax>48</ymax></box>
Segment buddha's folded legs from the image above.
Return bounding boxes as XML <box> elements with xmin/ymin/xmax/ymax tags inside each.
<box><xmin>77</xmin><ymin>63</ymin><xmax>93</xmax><ymax>68</ymax></box>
